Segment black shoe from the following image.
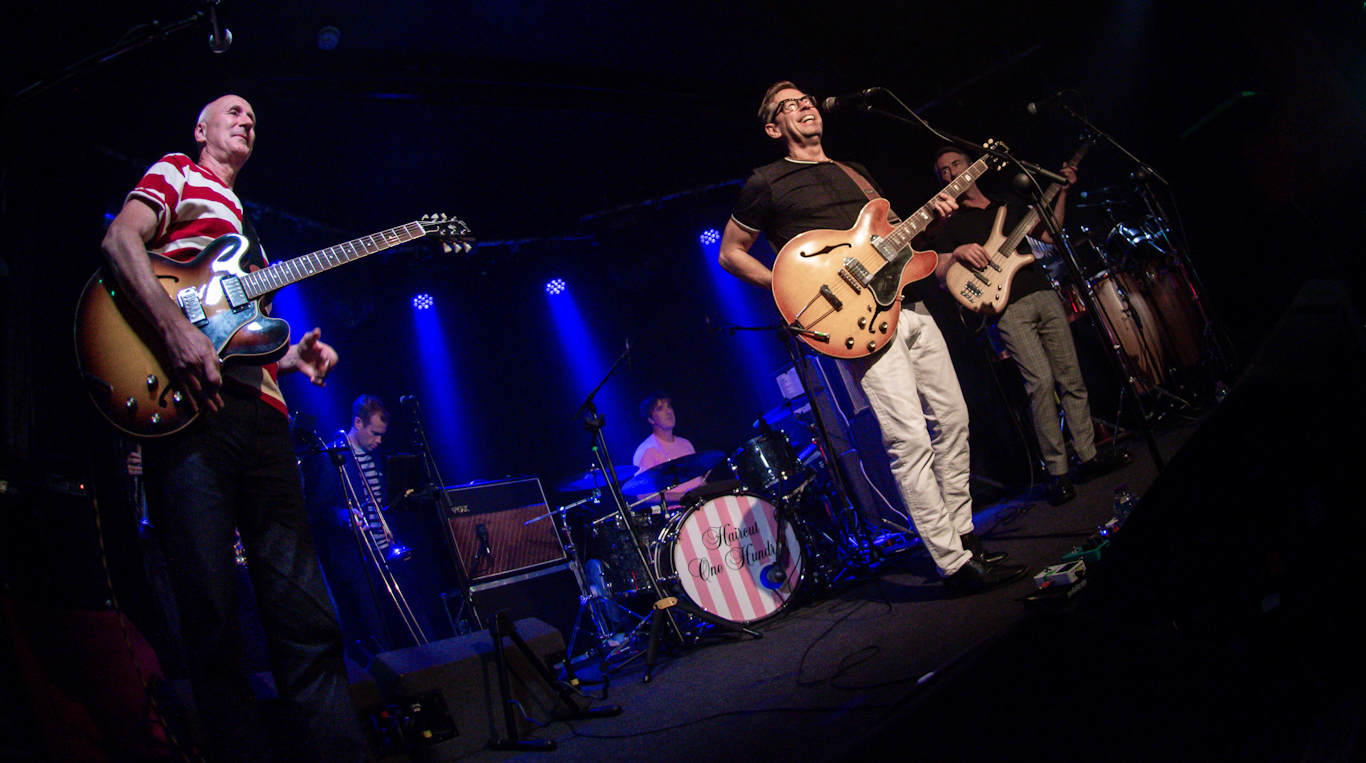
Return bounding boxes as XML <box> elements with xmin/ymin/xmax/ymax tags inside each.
<box><xmin>961</xmin><ymin>531</ymin><xmax>1008</xmax><ymax>563</ymax></box>
<box><xmin>943</xmin><ymin>558</ymin><xmax>1029</xmax><ymax>595</ymax></box>
<box><xmin>1047</xmin><ymin>474</ymin><xmax>1076</xmax><ymax>506</ymax></box>
<box><xmin>1077</xmin><ymin>449</ymin><xmax>1133</xmax><ymax>483</ymax></box>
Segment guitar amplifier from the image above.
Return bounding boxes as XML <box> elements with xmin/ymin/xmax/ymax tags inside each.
<box><xmin>442</xmin><ymin>478</ymin><xmax>566</xmax><ymax>583</ymax></box>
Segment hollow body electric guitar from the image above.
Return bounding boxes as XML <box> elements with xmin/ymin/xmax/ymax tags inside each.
<box><xmin>75</xmin><ymin>215</ymin><xmax>472</xmax><ymax>438</ymax></box>
<box><xmin>944</xmin><ymin>139</ymin><xmax>1092</xmax><ymax>315</ymax></box>
<box><xmin>771</xmin><ymin>147</ymin><xmax>1004</xmax><ymax>359</ymax></box>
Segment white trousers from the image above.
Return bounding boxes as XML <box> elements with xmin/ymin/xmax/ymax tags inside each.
<box><xmin>850</xmin><ymin>306</ymin><xmax>974</xmax><ymax>576</ymax></box>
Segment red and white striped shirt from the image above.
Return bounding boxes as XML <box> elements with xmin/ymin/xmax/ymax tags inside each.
<box><xmin>129</xmin><ymin>153</ymin><xmax>287</xmax><ymax>416</ymax></box>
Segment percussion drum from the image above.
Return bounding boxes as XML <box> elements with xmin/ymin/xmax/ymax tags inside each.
<box><xmin>1090</xmin><ymin>269</ymin><xmax>1166</xmax><ymax>390</ymax></box>
<box><xmin>586</xmin><ymin>511</ymin><xmax>660</xmax><ymax>600</ymax></box>
<box><xmin>1138</xmin><ymin>260</ymin><xmax>1205</xmax><ymax>369</ymax></box>
<box><xmin>730</xmin><ymin>431</ymin><xmax>803</xmax><ymax>496</ymax></box>
<box><xmin>654</xmin><ymin>489</ymin><xmax>803</xmax><ymax>625</ymax></box>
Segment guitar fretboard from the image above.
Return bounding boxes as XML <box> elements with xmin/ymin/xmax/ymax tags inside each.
<box><xmin>240</xmin><ymin>221</ymin><xmax>428</xmax><ymax>299</ymax></box>
<box><xmin>881</xmin><ymin>156</ymin><xmax>992</xmax><ymax>254</ymax></box>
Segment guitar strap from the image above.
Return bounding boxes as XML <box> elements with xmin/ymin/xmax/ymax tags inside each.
<box><xmin>832</xmin><ymin>161</ymin><xmax>902</xmax><ymax>226</ymax></box>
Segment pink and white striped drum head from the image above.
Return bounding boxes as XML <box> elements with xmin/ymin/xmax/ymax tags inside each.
<box><xmin>657</xmin><ymin>491</ymin><xmax>802</xmax><ymax>624</ymax></box>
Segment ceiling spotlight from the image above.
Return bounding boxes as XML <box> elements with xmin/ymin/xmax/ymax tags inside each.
<box><xmin>413</xmin><ymin>293</ymin><xmax>434</xmax><ymax>310</ymax></box>
<box><xmin>545</xmin><ymin>279</ymin><xmax>567</xmax><ymax>295</ymax></box>
<box><xmin>317</xmin><ymin>26</ymin><xmax>340</xmax><ymax>51</ymax></box>
<box><xmin>700</xmin><ymin>228</ymin><xmax>721</xmax><ymax>246</ymax></box>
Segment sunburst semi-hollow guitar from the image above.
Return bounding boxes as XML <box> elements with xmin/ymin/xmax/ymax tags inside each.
<box><xmin>75</xmin><ymin>214</ymin><xmax>472</xmax><ymax>438</ymax></box>
<box><xmin>771</xmin><ymin>145</ymin><xmax>1005</xmax><ymax>359</ymax></box>
<box><xmin>944</xmin><ymin>139</ymin><xmax>1092</xmax><ymax>315</ymax></box>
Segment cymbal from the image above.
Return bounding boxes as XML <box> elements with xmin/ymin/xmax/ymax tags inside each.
<box><xmin>621</xmin><ymin>450</ymin><xmax>725</xmax><ymax>495</ymax></box>
<box><xmin>755</xmin><ymin>393</ymin><xmax>810</xmax><ymax>428</ymax></box>
<box><xmin>557</xmin><ymin>464</ymin><xmax>636</xmax><ymax>492</ymax></box>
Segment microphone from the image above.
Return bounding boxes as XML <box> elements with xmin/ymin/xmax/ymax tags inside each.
<box><xmin>1026</xmin><ymin>90</ymin><xmax>1068</xmax><ymax>116</ymax></box>
<box><xmin>759</xmin><ymin>564</ymin><xmax>787</xmax><ymax>589</ymax></box>
<box><xmin>206</xmin><ymin>0</ymin><xmax>233</xmax><ymax>53</ymax></box>
<box><xmin>475</xmin><ymin>523</ymin><xmax>491</xmax><ymax>557</ymax></box>
<box><xmin>821</xmin><ymin>87</ymin><xmax>883</xmax><ymax>113</ymax></box>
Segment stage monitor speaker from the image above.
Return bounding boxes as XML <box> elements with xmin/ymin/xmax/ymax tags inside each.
<box><xmin>442</xmin><ymin>478</ymin><xmax>566</xmax><ymax>582</ymax></box>
<box><xmin>469</xmin><ymin>561</ymin><xmax>584</xmax><ymax>655</ymax></box>
<box><xmin>367</xmin><ymin>617</ymin><xmax>565</xmax><ymax>760</ymax></box>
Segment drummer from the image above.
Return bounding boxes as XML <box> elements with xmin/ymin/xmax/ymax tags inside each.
<box><xmin>631</xmin><ymin>393</ymin><xmax>705</xmax><ymax>507</ymax></box>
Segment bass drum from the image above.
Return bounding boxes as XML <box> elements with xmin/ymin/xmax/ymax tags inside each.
<box><xmin>655</xmin><ymin>488</ymin><xmax>803</xmax><ymax>625</ymax></box>
<box><xmin>1090</xmin><ymin>269</ymin><xmax>1166</xmax><ymax>391</ymax></box>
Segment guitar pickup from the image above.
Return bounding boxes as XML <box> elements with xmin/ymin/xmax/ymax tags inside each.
<box><xmin>843</xmin><ymin>257</ymin><xmax>872</xmax><ymax>286</ymax></box>
<box><xmin>972</xmin><ymin>270</ymin><xmax>990</xmax><ymax>284</ymax></box>
<box><xmin>820</xmin><ymin>285</ymin><xmax>844</xmax><ymax>311</ymax></box>
<box><xmin>221</xmin><ymin>276</ymin><xmax>250</xmax><ymax>311</ymax></box>
<box><xmin>869</xmin><ymin>234</ymin><xmax>897</xmax><ymax>262</ymax></box>
<box><xmin>177</xmin><ymin>288</ymin><xmax>208</xmax><ymax>326</ymax></box>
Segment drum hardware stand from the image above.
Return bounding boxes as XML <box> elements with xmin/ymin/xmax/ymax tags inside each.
<box><xmin>574</xmin><ymin>341</ymin><xmax>759</xmax><ymax>684</ymax></box>
<box><xmin>316</xmin><ymin>431</ymin><xmax>430</xmax><ymax>649</ymax></box>
<box><xmin>487</xmin><ymin>611</ymin><xmax>622</xmax><ymax>752</ymax></box>
<box><xmin>402</xmin><ymin>394</ymin><xmax>484</xmax><ymax>631</ymax></box>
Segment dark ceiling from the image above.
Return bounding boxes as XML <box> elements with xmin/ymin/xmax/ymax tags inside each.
<box><xmin>7</xmin><ymin>0</ymin><xmax>1151</xmax><ymax>241</ymax></box>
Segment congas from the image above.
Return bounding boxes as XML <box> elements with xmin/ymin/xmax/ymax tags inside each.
<box><xmin>1090</xmin><ymin>269</ymin><xmax>1166</xmax><ymax>390</ymax></box>
<box><xmin>654</xmin><ymin>489</ymin><xmax>803</xmax><ymax>624</ymax></box>
<box><xmin>730</xmin><ymin>431</ymin><xmax>803</xmax><ymax>496</ymax></box>
<box><xmin>1138</xmin><ymin>260</ymin><xmax>1205</xmax><ymax>369</ymax></box>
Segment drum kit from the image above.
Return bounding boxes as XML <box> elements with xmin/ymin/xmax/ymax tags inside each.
<box><xmin>545</xmin><ymin>412</ymin><xmax>858</xmax><ymax>671</ymax></box>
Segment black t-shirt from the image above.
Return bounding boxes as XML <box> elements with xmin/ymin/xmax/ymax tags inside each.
<box><xmin>928</xmin><ymin>194</ymin><xmax>1053</xmax><ymax>304</ymax></box>
<box><xmin>731</xmin><ymin>157</ymin><xmax>936</xmax><ymax>301</ymax></box>
<box><xmin>731</xmin><ymin>158</ymin><xmax>882</xmax><ymax>252</ymax></box>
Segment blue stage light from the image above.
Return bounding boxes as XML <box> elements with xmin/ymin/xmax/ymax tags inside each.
<box><xmin>413</xmin><ymin>293</ymin><xmax>434</xmax><ymax>310</ymax></box>
<box><xmin>700</xmin><ymin>228</ymin><xmax>721</xmax><ymax>246</ymax></box>
<box><xmin>545</xmin><ymin>278</ymin><xmax>567</xmax><ymax>295</ymax></box>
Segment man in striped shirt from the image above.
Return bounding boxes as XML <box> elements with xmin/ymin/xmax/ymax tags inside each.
<box><xmin>100</xmin><ymin>95</ymin><xmax>364</xmax><ymax>762</ymax></box>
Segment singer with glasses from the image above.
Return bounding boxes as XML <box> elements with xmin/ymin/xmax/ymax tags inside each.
<box><xmin>718</xmin><ymin>81</ymin><xmax>1026</xmax><ymax>595</ymax></box>
<box><xmin>303</xmin><ymin>394</ymin><xmax>431</xmax><ymax>663</ymax></box>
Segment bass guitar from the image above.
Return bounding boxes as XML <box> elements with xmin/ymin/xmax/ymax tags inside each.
<box><xmin>944</xmin><ymin>139</ymin><xmax>1092</xmax><ymax>315</ymax></box>
<box><xmin>771</xmin><ymin>144</ymin><xmax>1004</xmax><ymax>359</ymax></box>
<box><xmin>74</xmin><ymin>214</ymin><xmax>472</xmax><ymax>438</ymax></box>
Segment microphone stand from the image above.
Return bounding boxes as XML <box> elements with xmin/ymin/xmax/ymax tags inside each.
<box><xmin>403</xmin><ymin>396</ymin><xmax>480</xmax><ymax>631</ymax></box>
<box><xmin>574</xmin><ymin>343</ymin><xmax>759</xmax><ymax>684</ymax></box>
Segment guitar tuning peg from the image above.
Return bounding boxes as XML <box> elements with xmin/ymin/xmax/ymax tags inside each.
<box><xmin>441</xmin><ymin>243</ymin><xmax>453</xmax><ymax>254</ymax></box>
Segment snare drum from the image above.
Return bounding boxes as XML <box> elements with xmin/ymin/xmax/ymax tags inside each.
<box><xmin>730</xmin><ymin>431</ymin><xmax>803</xmax><ymax>496</ymax></box>
<box><xmin>654</xmin><ymin>488</ymin><xmax>803</xmax><ymax>624</ymax></box>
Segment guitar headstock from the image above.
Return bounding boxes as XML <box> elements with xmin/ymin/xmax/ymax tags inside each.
<box><xmin>419</xmin><ymin>214</ymin><xmax>475</xmax><ymax>254</ymax></box>
<box><xmin>981</xmin><ymin>138</ymin><xmax>1011</xmax><ymax>172</ymax></box>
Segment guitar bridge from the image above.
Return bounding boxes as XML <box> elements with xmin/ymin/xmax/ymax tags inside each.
<box><xmin>819</xmin><ymin>285</ymin><xmax>844</xmax><ymax>311</ymax></box>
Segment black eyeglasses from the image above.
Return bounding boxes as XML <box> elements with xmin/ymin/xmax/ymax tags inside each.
<box><xmin>769</xmin><ymin>94</ymin><xmax>815</xmax><ymax>121</ymax></box>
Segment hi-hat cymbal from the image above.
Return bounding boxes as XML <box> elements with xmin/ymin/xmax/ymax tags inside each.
<box><xmin>557</xmin><ymin>464</ymin><xmax>636</xmax><ymax>492</ymax></box>
<box><xmin>621</xmin><ymin>450</ymin><xmax>725</xmax><ymax>495</ymax></box>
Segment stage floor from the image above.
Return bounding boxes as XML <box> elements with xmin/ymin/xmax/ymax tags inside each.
<box><xmin>421</xmin><ymin>411</ymin><xmax>1319</xmax><ymax>762</ymax></box>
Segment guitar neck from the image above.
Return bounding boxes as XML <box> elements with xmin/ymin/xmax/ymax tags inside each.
<box><xmin>999</xmin><ymin>140</ymin><xmax>1092</xmax><ymax>257</ymax></box>
<box><xmin>239</xmin><ymin>221</ymin><xmax>429</xmax><ymax>299</ymax></box>
<box><xmin>881</xmin><ymin>155</ymin><xmax>994</xmax><ymax>253</ymax></box>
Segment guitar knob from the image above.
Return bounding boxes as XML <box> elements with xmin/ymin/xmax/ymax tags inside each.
<box><xmin>867</xmin><ymin>341</ymin><xmax>877</xmax><ymax>353</ymax></box>
<box><xmin>125</xmin><ymin>397</ymin><xmax>137</xmax><ymax>411</ymax></box>
<box><xmin>149</xmin><ymin>413</ymin><xmax>161</xmax><ymax>426</ymax></box>
<box><xmin>146</xmin><ymin>374</ymin><xmax>158</xmax><ymax>389</ymax></box>
<box><xmin>845</xmin><ymin>337</ymin><xmax>855</xmax><ymax>350</ymax></box>
<box><xmin>857</xmin><ymin>317</ymin><xmax>867</xmax><ymax>329</ymax></box>
<box><xmin>879</xmin><ymin>322</ymin><xmax>889</xmax><ymax>333</ymax></box>
<box><xmin>172</xmin><ymin>391</ymin><xmax>184</xmax><ymax>404</ymax></box>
